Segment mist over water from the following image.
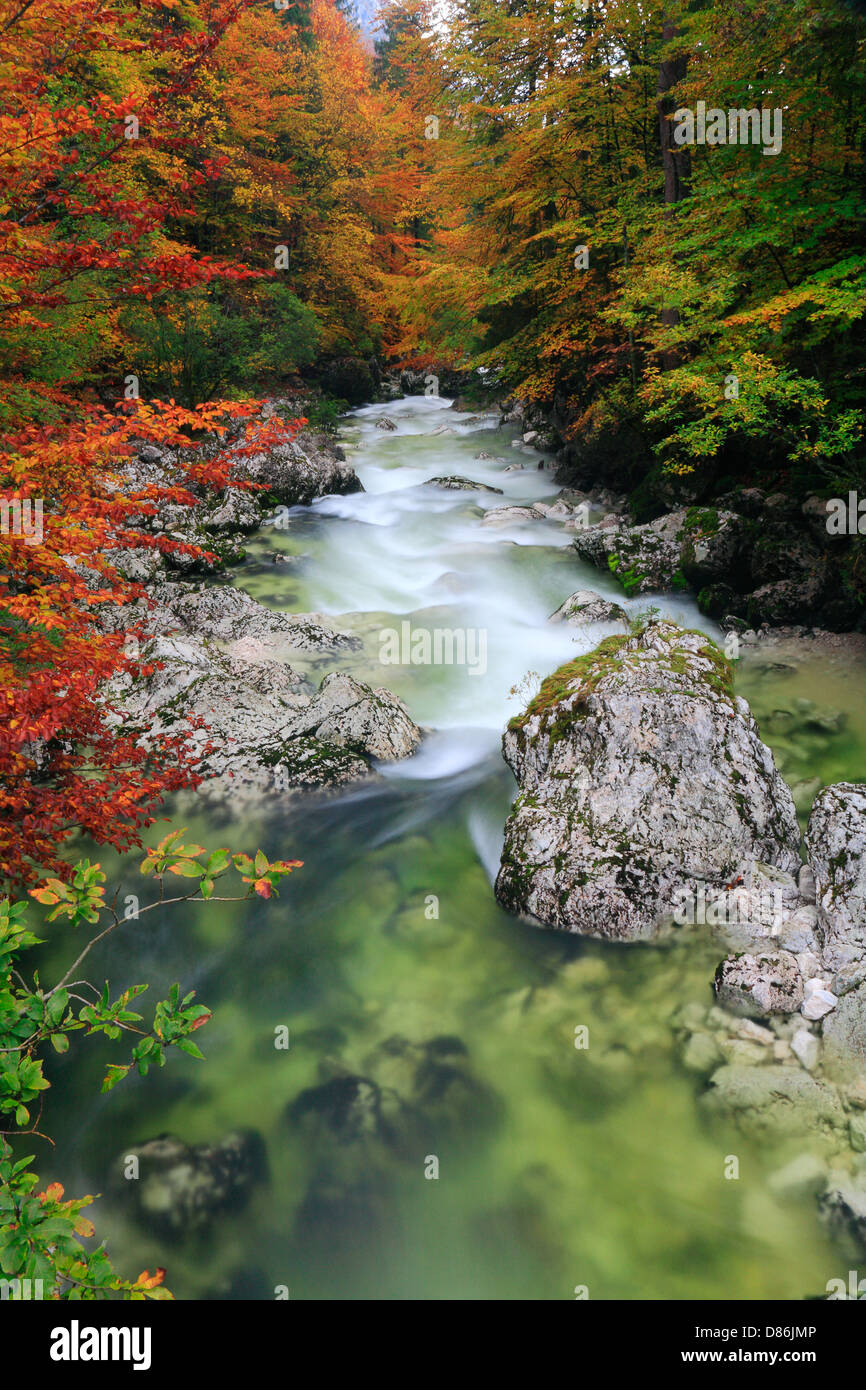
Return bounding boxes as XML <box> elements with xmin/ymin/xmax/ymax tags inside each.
<box><xmin>40</xmin><ymin>396</ymin><xmax>866</xmax><ymax>1299</ymax></box>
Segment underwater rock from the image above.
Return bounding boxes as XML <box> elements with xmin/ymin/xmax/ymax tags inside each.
<box><xmin>495</xmin><ymin>621</ymin><xmax>801</xmax><ymax>940</ymax></box>
<box><xmin>364</xmin><ymin>1034</ymin><xmax>502</xmax><ymax>1144</ymax></box>
<box><xmin>110</xmin><ymin>1130</ymin><xmax>267</xmax><ymax>1242</ymax></box>
<box><xmin>819</xmin><ymin>1174</ymin><xmax>866</xmax><ymax>1257</ymax></box>
<box><xmin>700</xmin><ymin>1065</ymin><xmax>845</xmax><ymax>1140</ymax></box>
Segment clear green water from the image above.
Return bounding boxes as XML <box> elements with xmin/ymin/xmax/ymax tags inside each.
<box><xmin>36</xmin><ymin>398</ymin><xmax>866</xmax><ymax>1299</ymax></box>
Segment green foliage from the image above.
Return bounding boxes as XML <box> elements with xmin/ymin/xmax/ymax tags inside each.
<box><xmin>0</xmin><ymin>838</ymin><xmax>302</xmax><ymax>1299</ymax></box>
<box><xmin>123</xmin><ymin>285</ymin><xmax>322</xmax><ymax>407</ymax></box>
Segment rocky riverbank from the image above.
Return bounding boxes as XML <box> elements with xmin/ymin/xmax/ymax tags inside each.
<box><xmin>496</xmin><ymin>615</ymin><xmax>866</xmax><ymax>1255</ymax></box>
<box><xmin>348</xmin><ymin>361</ymin><xmax>865</xmax><ymax>635</ymax></box>
<box><xmin>100</xmin><ymin>403</ymin><xmax>422</xmax><ymax>802</ymax></box>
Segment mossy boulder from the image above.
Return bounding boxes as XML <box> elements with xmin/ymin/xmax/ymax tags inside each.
<box><xmin>495</xmin><ymin>620</ymin><xmax>801</xmax><ymax>941</ymax></box>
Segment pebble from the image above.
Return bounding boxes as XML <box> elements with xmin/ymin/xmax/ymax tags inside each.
<box><xmin>796</xmin><ymin>951</ymin><xmax>823</xmax><ymax>980</ymax></box>
<box><xmin>790</xmin><ymin>1027</ymin><xmax>820</xmax><ymax>1071</ymax></box>
<box><xmin>850</xmin><ymin>1116</ymin><xmax>866</xmax><ymax>1153</ymax></box>
<box><xmin>768</xmin><ymin>1153</ymin><xmax>827</xmax><ymax>1200</ymax></box>
<box><xmin>844</xmin><ymin>1077</ymin><xmax>866</xmax><ymax>1110</ymax></box>
<box><xmin>801</xmin><ymin>987</ymin><xmax>838</xmax><ymax>1020</ymax></box>
<box><xmin>736</xmin><ymin>1018</ymin><xmax>775</xmax><ymax>1046</ymax></box>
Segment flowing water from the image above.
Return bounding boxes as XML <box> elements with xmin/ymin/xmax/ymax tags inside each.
<box><xmin>38</xmin><ymin>395</ymin><xmax>866</xmax><ymax>1300</ymax></box>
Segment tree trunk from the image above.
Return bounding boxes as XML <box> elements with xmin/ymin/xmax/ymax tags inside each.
<box><xmin>656</xmin><ymin>17</ymin><xmax>690</xmax><ymax>352</ymax></box>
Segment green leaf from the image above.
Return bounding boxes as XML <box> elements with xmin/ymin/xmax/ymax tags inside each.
<box><xmin>167</xmin><ymin>860</ymin><xmax>205</xmax><ymax>879</ymax></box>
<box><xmin>101</xmin><ymin>1064</ymin><xmax>129</xmax><ymax>1093</ymax></box>
<box><xmin>50</xmin><ymin>1033</ymin><xmax>69</xmax><ymax>1054</ymax></box>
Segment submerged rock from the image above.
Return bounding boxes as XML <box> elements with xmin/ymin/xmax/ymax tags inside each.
<box><xmin>495</xmin><ymin>621</ymin><xmax>800</xmax><ymax>940</ymax></box>
<box><xmin>286</xmin><ymin>1036</ymin><xmax>499</xmax><ymax>1242</ymax></box>
<box><xmin>819</xmin><ymin>1176</ymin><xmax>866</xmax><ymax>1257</ymax></box>
<box><xmin>110</xmin><ymin>1130</ymin><xmax>267</xmax><ymax>1241</ymax></box>
<box><xmin>700</xmin><ymin>1065</ymin><xmax>845</xmax><ymax>1139</ymax></box>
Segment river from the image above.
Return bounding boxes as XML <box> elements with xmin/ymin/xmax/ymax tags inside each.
<box><xmin>40</xmin><ymin>394</ymin><xmax>866</xmax><ymax>1299</ymax></box>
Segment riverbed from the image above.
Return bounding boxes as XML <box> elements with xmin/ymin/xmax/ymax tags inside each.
<box><xmin>41</xmin><ymin>395</ymin><xmax>866</xmax><ymax>1299</ymax></box>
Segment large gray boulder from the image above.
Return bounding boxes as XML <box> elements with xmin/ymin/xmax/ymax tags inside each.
<box><xmin>572</xmin><ymin>511</ymin><xmax>687</xmax><ymax>595</ymax></box>
<box><xmin>223</xmin><ymin>430</ymin><xmax>361</xmax><ymax>509</ymax></box>
<box><xmin>806</xmin><ymin>783</ymin><xmax>866</xmax><ymax>973</ymax></box>
<box><xmin>495</xmin><ymin>621</ymin><xmax>801</xmax><ymax>940</ymax></box>
<box><xmin>110</xmin><ymin>636</ymin><xmax>421</xmax><ymax>801</ymax></box>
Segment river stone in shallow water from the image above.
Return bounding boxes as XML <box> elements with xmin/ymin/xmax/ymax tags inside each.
<box><xmin>548</xmin><ymin>589</ymin><xmax>627</xmax><ymax>627</ymax></box>
<box><xmin>495</xmin><ymin>620</ymin><xmax>801</xmax><ymax>940</ymax></box>
<box><xmin>110</xmin><ymin>1130</ymin><xmax>267</xmax><ymax>1241</ymax></box>
<box><xmin>700</xmin><ymin>1065</ymin><xmax>845</xmax><ymax>1140</ymax></box>
<box><xmin>425</xmin><ymin>475</ymin><xmax>503</xmax><ymax>494</ymax></box>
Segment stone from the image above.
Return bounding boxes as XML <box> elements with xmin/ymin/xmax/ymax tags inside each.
<box><xmin>819</xmin><ymin>1178</ymin><xmax>866</xmax><ymax>1256</ymax></box>
<box><xmin>110</xmin><ymin>1130</ymin><xmax>266</xmax><ymax>1241</ymax></box>
<box><xmin>425</xmin><ymin>475</ymin><xmax>503</xmax><ymax>493</ymax></box>
<box><xmin>850</xmin><ymin>1116</ymin><xmax>866</xmax><ymax>1153</ymax></box>
<box><xmin>790</xmin><ymin>1027</ymin><xmax>820</xmax><ymax>1071</ymax></box>
<box><xmin>548</xmin><ymin>589</ymin><xmax>628</xmax><ymax>627</ymax></box>
<box><xmin>821</xmin><ymin>982</ymin><xmax>866</xmax><ymax>1068</ymax></box>
<box><xmin>481</xmin><ymin>505</ymin><xmax>543</xmax><ymax>526</ymax></box>
<box><xmin>714</xmin><ymin>953</ymin><xmax>804</xmax><ymax>1018</ymax></box>
<box><xmin>110</xmin><ymin>636</ymin><xmax>421</xmax><ymax>800</ymax></box>
<box><xmin>700</xmin><ymin>1065</ymin><xmax>845</xmax><ymax>1139</ymax></box>
<box><xmin>495</xmin><ymin>622</ymin><xmax>801</xmax><ymax>940</ymax></box>
<box><xmin>801</xmin><ymin>988</ymin><xmax>838</xmax><ymax>1021</ymax></box>
<box><xmin>807</xmin><ymin>783</ymin><xmax>866</xmax><ymax>972</ymax></box>
<box><xmin>681</xmin><ymin>1030</ymin><xmax>723</xmax><ymax>1075</ymax></box>
<box><xmin>572</xmin><ymin>511</ymin><xmax>688</xmax><ymax>596</ymax></box>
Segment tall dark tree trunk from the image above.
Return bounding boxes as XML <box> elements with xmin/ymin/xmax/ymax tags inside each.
<box><xmin>656</xmin><ymin>17</ymin><xmax>690</xmax><ymax>355</ymax></box>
